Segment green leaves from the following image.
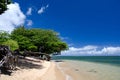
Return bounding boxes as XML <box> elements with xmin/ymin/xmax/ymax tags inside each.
<box><xmin>0</xmin><ymin>31</ymin><xmax>19</xmax><ymax>51</ymax></box>
<box><xmin>2</xmin><ymin>39</ymin><xmax>19</xmax><ymax>51</ymax></box>
<box><xmin>28</xmin><ymin>46</ymin><xmax>37</xmax><ymax>52</ymax></box>
<box><xmin>10</xmin><ymin>26</ymin><xmax>68</xmax><ymax>54</ymax></box>
<box><xmin>0</xmin><ymin>30</ymin><xmax>10</xmax><ymax>44</ymax></box>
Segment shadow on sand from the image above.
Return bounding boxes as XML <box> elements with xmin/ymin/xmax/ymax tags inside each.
<box><xmin>0</xmin><ymin>57</ymin><xmax>43</xmax><ymax>75</ymax></box>
<box><xmin>0</xmin><ymin>67</ymin><xmax>12</xmax><ymax>75</ymax></box>
<box><xmin>17</xmin><ymin>58</ymin><xmax>43</xmax><ymax>69</ymax></box>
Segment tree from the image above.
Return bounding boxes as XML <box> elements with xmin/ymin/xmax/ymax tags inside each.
<box><xmin>43</xmin><ymin>41</ymin><xmax>68</xmax><ymax>54</ymax></box>
<box><xmin>2</xmin><ymin>39</ymin><xmax>19</xmax><ymax>51</ymax></box>
<box><xmin>0</xmin><ymin>30</ymin><xmax>19</xmax><ymax>51</ymax></box>
<box><xmin>28</xmin><ymin>29</ymin><xmax>68</xmax><ymax>54</ymax></box>
<box><xmin>0</xmin><ymin>30</ymin><xmax>10</xmax><ymax>44</ymax></box>
<box><xmin>0</xmin><ymin>0</ymin><xmax>12</xmax><ymax>14</ymax></box>
<box><xmin>11</xmin><ymin>26</ymin><xmax>68</xmax><ymax>54</ymax></box>
<box><xmin>28</xmin><ymin>45</ymin><xmax>37</xmax><ymax>52</ymax></box>
<box><xmin>10</xmin><ymin>26</ymin><xmax>31</xmax><ymax>50</ymax></box>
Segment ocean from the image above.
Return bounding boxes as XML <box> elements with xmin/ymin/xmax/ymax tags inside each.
<box><xmin>52</xmin><ymin>56</ymin><xmax>120</xmax><ymax>67</ymax></box>
<box><xmin>53</xmin><ymin>56</ymin><xmax>120</xmax><ymax>80</ymax></box>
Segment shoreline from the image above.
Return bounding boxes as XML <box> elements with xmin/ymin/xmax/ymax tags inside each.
<box><xmin>56</xmin><ymin>60</ymin><xmax>120</xmax><ymax>80</ymax></box>
<box><xmin>0</xmin><ymin>57</ymin><xmax>120</xmax><ymax>80</ymax></box>
<box><xmin>39</xmin><ymin>61</ymin><xmax>66</xmax><ymax>80</ymax></box>
<box><xmin>55</xmin><ymin>61</ymin><xmax>73</xmax><ymax>80</ymax></box>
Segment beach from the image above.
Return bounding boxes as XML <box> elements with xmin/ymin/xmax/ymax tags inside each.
<box><xmin>56</xmin><ymin>60</ymin><xmax>120</xmax><ymax>80</ymax></box>
<box><xmin>0</xmin><ymin>57</ymin><xmax>66</xmax><ymax>80</ymax></box>
<box><xmin>0</xmin><ymin>57</ymin><xmax>120</xmax><ymax>80</ymax></box>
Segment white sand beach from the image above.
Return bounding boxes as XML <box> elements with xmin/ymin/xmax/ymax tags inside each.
<box><xmin>0</xmin><ymin>57</ymin><xmax>120</xmax><ymax>80</ymax></box>
<box><xmin>0</xmin><ymin>57</ymin><xmax>66</xmax><ymax>80</ymax></box>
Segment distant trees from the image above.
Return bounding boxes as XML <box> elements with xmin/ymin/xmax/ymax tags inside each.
<box><xmin>0</xmin><ymin>0</ymin><xmax>12</xmax><ymax>14</ymax></box>
<box><xmin>11</xmin><ymin>26</ymin><xmax>68</xmax><ymax>54</ymax></box>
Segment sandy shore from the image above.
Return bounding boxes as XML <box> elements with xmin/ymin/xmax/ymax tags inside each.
<box><xmin>57</xmin><ymin>60</ymin><xmax>120</xmax><ymax>80</ymax></box>
<box><xmin>1</xmin><ymin>57</ymin><xmax>119</xmax><ymax>80</ymax></box>
<box><xmin>0</xmin><ymin>57</ymin><xmax>66</xmax><ymax>80</ymax></box>
<box><xmin>39</xmin><ymin>61</ymin><xmax>66</xmax><ymax>80</ymax></box>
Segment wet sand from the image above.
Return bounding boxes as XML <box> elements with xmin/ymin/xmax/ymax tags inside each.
<box><xmin>39</xmin><ymin>61</ymin><xmax>66</xmax><ymax>80</ymax></box>
<box><xmin>56</xmin><ymin>60</ymin><xmax>120</xmax><ymax>80</ymax></box>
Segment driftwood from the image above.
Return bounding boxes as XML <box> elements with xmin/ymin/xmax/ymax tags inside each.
<box><xmin>0</xmin><ymin>45</ymin><xmax>51</xmax><ymax>74</ymax></box>
<box><xmin>23</xmin><ymin>51</ymin><xmax>51</xmax><ymax>61</ymax></box>
<box><xmin>0</xmin><ymin>45</ymin><xmax>17</xmax><ymax>72</ymax></box>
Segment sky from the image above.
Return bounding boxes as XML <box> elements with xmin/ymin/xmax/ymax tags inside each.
<box><xmin>0</xmin><ymin>0</ymin><xmax>120</xmax><ymax>55</ymax></box>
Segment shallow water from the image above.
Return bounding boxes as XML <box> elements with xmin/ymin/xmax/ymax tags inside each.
<box><xmin>56</xmin><ymin>60</ymin><xmax>120</xmax><ymax>80</ymax></box>
<box><xmin>53</xmin><ymin>56</ymin><xmax>120</xmax><ymax>67</ymax></box>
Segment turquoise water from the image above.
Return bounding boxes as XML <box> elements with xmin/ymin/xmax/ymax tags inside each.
<box><xmin>52</xmin><ymin>56</ymin><xmax>120</xmax><ymax>66</ymax></box>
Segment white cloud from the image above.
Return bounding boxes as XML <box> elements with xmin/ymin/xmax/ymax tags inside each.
<box><xmin>38</xmin><ymin>4</ymin><xmax>49</xmax><ymax>14</ymax></box>
<box><xmin>27</xmin><ymin>20</ymin><xmax>33</xmax><ymax>26</ymax></box>
<box><xmin>26</xmin><ymin>7</ymin><xmax>32</xmax><ymax>15</ymax></box>
<box><xmin>61</xmin><ymin>45</ymin><xmax>120</xmax><ymax>56</ymax></box>
<box><xmin>0</xmin><ymin>3</ymin><xmax>26</xmax><ymax>33</ymax></box>
<box><xmin>82</xmin><ymin>45</ymin><xmax>98</xmax><ymax>50</ymax></box>
<box><xmin>101</xmin><ymin>47</ymin><xmax>120</xmax><ymax>54</ymax></box>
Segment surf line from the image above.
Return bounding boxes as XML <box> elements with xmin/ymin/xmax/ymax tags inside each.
<box><xmin>55</xmin><ymin>61</ymin><xmax>73</xmax><ymax>80</ymax></box>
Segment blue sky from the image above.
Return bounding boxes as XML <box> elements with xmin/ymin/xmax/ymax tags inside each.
<box><xmin>12</xmin><ymin>0</ymin><xmax>120</xmax><ymax>47</ymax></box>
<box><xmin>0</xmin><ymin>0</ymin><xmax>120</xmax><ymax>55</ymax></box>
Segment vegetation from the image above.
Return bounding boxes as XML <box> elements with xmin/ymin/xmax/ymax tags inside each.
<box><xmin>0</xmin><ymin>30</ymin><xmax>10</xmax><ymax>43</ymax></box>
<box><xmin>0</xmin><ymin>0</ymin><xmax>12</xmax><ymax>14</ymax></box>
<box><xmin>2</xmin><ymin>39</ymin><xmax>19</xmax><ymax>51</ymax></box>
<box><xmin>10</xmin><ymin>26</ymin><xmax>68</xmax><ymax>54</ymax></box>
<box><xmin>0</xmin><ymin>30</ymin><xmax>19</xmax><ymax>51</ymax></box>
<box><xmin>0</xmin><ymin>0</ymin><xmax>67</xmax><ymax>55</ymax></box>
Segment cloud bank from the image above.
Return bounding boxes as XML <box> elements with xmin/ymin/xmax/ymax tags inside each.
<box><xmin>38</xmin><ymin>4</ymin><xmax>49</xmax><ymax>14</ymax></box>
<box><xmin>61</xmin><ymin>45</ymin><xmax>120</xmax><ymax>56</ymax></box>
<box><xmin>0</xmin><ymin>3</ymin><xmax>26</xmax><ymax>33</ymax></box>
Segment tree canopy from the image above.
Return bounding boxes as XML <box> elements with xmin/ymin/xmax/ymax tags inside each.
<box><xmin>3</xmin><ymin>39</ymin><xmax>19</xmax><ymax>51</ymax></box>
<box><xmin>0</xmin><ymin>30</ymin><xmax>10</xmax><ymax>44</ymax></box>
<box><xmin>11</xmin><ymin>26</ymin><xmax>68</xmax><ymax>54</ymax></box>
<box><xmin>0</xmin><ymin>30</ymin><xmax>19</xmax><ymax>51</ymax></box>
